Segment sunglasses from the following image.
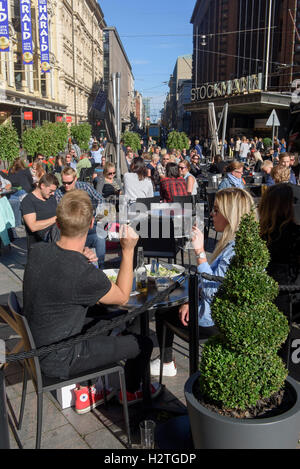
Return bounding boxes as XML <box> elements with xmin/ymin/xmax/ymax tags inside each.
<box><xmin>179</xmin><ymin>166</ymin><xmax>186</xmax><ymax>170</ymax></box>
<box><xmin>62</xmin><ymin>179</ymin><xmax>75</xmax><ymax>186</ymax></box>
<box><xmin>107</xmin><ymin>172</ymin><xmax>116</xmax><ymax>175</ymax></box>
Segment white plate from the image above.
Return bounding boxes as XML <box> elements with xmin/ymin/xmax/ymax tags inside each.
<box><xmin>103</xmin><ymin>269</ymin><xmax>118</xmax><ymax>283</ymax></box>
<box><xmin>145</xmin><ymin>263</ymin><xmax>185</xmax><ymax>280</ymax></box>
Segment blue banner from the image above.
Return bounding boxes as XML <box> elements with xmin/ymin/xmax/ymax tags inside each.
<box><xmin>20</xmin><ymin>0</ymin><xmax>33</xmax><ymax>65</ymax></box>
<box><xmin>0</xmin><ymin>0</ymin><xmax>10</xmax><ymax>52</ymax></box>
<box><xmin>38</xmin><ymin>0</ymin><xmax>50</xmax><ymax>73</ymax></box>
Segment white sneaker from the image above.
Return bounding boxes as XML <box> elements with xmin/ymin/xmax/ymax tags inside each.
<box><xmin>150</xmin><ymin>358</ymin><xmax>177</xmax><ymax>377</ymax></box>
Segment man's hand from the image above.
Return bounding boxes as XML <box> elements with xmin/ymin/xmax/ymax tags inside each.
<box><xmin>119</xmin><ymin>224</ymin><xmax>139</xmax><ymax>251</ymax></box>
<box><xmin>179</xmin><ymin>303</ymin><xmax>189</xmax><ymax>326</ymax></box>
<box><xmin>83</xmin><ymin>247</ymin><xmax>98</xmax><ymax>264</ymax></box>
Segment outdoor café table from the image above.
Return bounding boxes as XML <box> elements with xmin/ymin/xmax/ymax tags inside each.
<box><xmin>107</xmin><ymin>274</ymin><xmax>189</xmax><ymax>405</ymax></box>
<box><xmin>0</xmin><ymin>189</ymin><xmax>17</xmax><ymax>198</ymax></box>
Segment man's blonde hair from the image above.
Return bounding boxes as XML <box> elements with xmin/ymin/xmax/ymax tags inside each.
<box><xmin>211</xmin><ymin>188</ymin><xmax>256</xmax><ymax>262</ymax></box>
<box><xmin>62</xmin><ymin>167</ymin><xmax>77</xmax><ymax>178</ymax></box>
<box><xmin>56</xmin><ymin>190</ymin><xmax>93</xmax><ymax>238</ymax></box>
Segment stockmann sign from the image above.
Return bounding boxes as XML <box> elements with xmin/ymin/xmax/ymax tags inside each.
<box><xmin>191</xmin><ymin>73</ymin><xmax>263</xmax><ymax>102</ymax></box>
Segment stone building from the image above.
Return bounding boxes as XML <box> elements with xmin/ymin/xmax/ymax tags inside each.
<box><xmin>187</xmin><ymin>0</ymin><xmax>300</xmax><ymax>139</ymax></box>
<box><xmin>0</xmin><ymin>0</ymin><xmax>106</xmax><ymax>136</ymax></box>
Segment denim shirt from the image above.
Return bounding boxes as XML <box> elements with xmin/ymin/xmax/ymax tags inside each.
<box><xmin>197</xmin><ymin>241</ymin><xmax>235</xmax><ymax>327</ymax></box>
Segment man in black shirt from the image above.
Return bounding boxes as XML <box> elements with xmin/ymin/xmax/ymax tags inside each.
<box><xmin>23</xmin><ymin>190</ymin><xmax>158</xmax><ymax>414</ymax></box>
<box><xmin>21</xmin><ymin>173</ymin><xmax>59</xmax><ymax>246</ymax></box>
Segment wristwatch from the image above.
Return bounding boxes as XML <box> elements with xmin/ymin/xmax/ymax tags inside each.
<box><xmin>196</xmin><ymin>252</ymin><xmax>206</xmax><ymax>260</ymax></box>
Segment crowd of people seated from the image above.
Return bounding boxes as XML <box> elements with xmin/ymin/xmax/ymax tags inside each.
<box><xmin>1</xmin><ymin>133</ymin><xmax>299</xmax><ymax>416</ymax></box>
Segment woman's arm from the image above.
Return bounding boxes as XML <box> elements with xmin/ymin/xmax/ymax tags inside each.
<box><xmin>186</xmin><ymin>175</ymin><xmax>194</xmax><ymax>194</ymax></box>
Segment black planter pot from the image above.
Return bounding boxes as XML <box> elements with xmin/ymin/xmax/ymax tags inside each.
<box><xmin>184</xmin><ymin>372</ymin><xmax>300</xmax><ymax>449</ymax></box>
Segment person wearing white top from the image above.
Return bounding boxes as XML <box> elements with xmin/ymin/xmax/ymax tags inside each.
<box><xmin>123</xmin><ymin>157</ymin><xmax>154</xmax><ymax>201</ymax></box>
<box><xmin>178</xmin><ymin>160</ymin><xmax>198</xmax><ymax>196</ymax></box>
<box><xmin>239</xmin><ymin>137</ymin><xmax>250</xmax><ymax>162</ymax></box>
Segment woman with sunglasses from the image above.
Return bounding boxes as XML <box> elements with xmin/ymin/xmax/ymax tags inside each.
<box><xmin>151</xmin><ymin>188</ymin><xmax>255</xmax><ymax>377</ymax></box>
<box><xmin>178</xmin><ymin>160</ymin><xmax>198</xmax><ymax>196</ymax></box>
<box><xmin>218</xmin><ymin>161</ymin><xmax>245</xmax><ymax>190</ymax></box>
<box><xmin>101</xmin><ymin>162</ymin><xmax>121</xmax><ymax>199</ymax></box>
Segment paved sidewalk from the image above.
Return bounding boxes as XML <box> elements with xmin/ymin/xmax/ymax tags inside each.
<box><xmin>0</xmin><ymin>230</ymin><xmax>192</xmax><ymax>449</ymax></box>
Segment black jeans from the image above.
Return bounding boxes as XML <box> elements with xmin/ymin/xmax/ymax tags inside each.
<box><xmin>68</xmin><ymin>315</ymin><xmax>153</xmax><ymax>393</ymax></box>
<box><xmin>155</xmin><ymin>307</ymin><xmax>219</xmax><ymax>363</ymax></box>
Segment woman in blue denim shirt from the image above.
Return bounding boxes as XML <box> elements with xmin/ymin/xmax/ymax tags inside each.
<box><xmin>151</xmin><ymin>187</ymin><xmax>256</xmax><ymax>377</ymax></box>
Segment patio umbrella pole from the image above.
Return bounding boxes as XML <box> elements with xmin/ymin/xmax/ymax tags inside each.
<box><xmin>116</xmin><ymin>72</ymin><xmax>121</xmax><ymax>181</ymax></box>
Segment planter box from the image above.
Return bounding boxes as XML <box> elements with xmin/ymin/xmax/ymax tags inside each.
<box><xmin>185</xmin><ymin>372</ymin><xmax>300</xmax><ymax>449</ymax></box>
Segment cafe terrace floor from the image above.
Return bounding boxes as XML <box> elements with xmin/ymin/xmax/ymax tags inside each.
<box><xmin>0</xmin><ymin>228</ymin><xmax>299</xmax><ymax>450</ymax></box>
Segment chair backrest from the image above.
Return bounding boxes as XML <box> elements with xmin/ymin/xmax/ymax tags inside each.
<box><xmin>8</xmin><ymin>293</ymin><xmax>41</xmax><ymax>392</ymax></box>
<box><xmin>173</xmin><ymin>195</ymin><xmax>194</xmax><ymax>206</ymax></box>
<box><xmin>0</xmin><ymin>293</ymin><xmax>22</xmax><ymax>338</ymax></box>
<box><xmin>136</xmin><ymin>196</ymin><xmax>160</xmax><ymax>210</ymax></box>
<box><xmin>79</xmin><ymin>167</ymin><xmax>94</xmax><ymax>183</ymax></box>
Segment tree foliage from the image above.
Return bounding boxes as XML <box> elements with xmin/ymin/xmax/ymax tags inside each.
<box><xmin>121</xmin><ymin>131</ymin><xmax>141</xmax><ymax>152</ymax></box>
<box><xmin>0</xmin><ymin>123</ymin><xmax>20</xmax><ymax>164</ymax></box>
<box><xmin>22</xmin><ymin>121</ymin><xmax>68</xmax><ymax>158</ymax></box>
<box><xmin>70</xmin><ymin>123</ymin><xmax>91</xmax><ymax>151</ymax></box>
<box><xmin>198</xmin><ymin>212</ymin><xmax>289</xmax><ymax>410</ymax></box>
<box><xmin>167</xmin><ymin>131</ymin><xmax>190</xmax><ymax>151</ymax></box>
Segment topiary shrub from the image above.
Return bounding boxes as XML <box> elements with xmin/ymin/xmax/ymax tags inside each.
<box><xmin>121</xmin><ymin>131</ymin><xmax>141</xmax><ymax>152</ymax></box>
<box><xmin>167</xmin><ymin>131</ymin><xmax>190</xmax><ymax>151</ymax></box>
<box><xmin>198</xmin><ymin>211</ymin><xmax>289</xmax><ymax>411</ymax></box>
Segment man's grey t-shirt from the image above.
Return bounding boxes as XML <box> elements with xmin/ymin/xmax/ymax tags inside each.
<box><xmin>23</xmin><ymin>243</ymin><xmax>111</xmax><ymax>377</ymax></box>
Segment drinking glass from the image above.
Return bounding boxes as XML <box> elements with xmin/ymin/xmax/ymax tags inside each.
<box><xmin>139</xmin><ymin>420</ymin><xmax>156</xmax><ymax>449</ymax></box>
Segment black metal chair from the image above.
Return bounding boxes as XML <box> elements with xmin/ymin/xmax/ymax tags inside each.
<box><xmin>136</xmin><ymin>196</ymin><xmax>161</xmax><ymax>210</ymax></box>
<box><xmin>159</xmin><ymin>271</ymin><xmax>208</xmax><ymax>385</ymax></box>
<box><xmin>136</xmin><ymin>215</ymin><xmax>183</xmax><ymax>265</ymax></box>
<box><xmin>7</xmin><ymin>292</ymin><xmax>131</xmax><ymax>449</ymax></box>
<box><xmin>204</xmin><ymin>189</ymin><xmax>218</xmax><ymax>249</ymax></box>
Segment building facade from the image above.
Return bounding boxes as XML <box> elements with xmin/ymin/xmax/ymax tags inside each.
<box><xmin>162</xmin><ymin>55</ymin><xmax>192</xmax><ymax>131</ymax></box>
<box><xmin>187</xmin><ymin>0</ymin><xmax>300</xmax><ymax>139</ymax></box>
<box><xmin>103</xmin><ymin>26</ymin><xmax>134</xmax><ymax>132</ymax></box>
<box><xmin>0</xmin><ymin>0</ymin><xmax>106</xmax><ymax>136</ymax></box>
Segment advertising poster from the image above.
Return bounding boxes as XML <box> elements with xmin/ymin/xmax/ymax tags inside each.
<box><xmin>20</xmin><ymin>0</ymin><xmax>33</xmax><ymax>65</ymax></box>
<box><xmin>38</xmin><ymin>0</ymin><xmax>50</xmax><ymax>73</ymax></box>
<box><xmin>0</xmin><ymin>0</ymin><xmax>10</xmax><ymax>52</ymax></box>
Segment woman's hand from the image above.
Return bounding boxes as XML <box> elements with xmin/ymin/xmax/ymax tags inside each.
<box><xmin>179</xmin><ymin>303</ymin><xmax>189</xmax><ymax>326</ymax></box>
<box><xmin>191</xmin><ymin>225</ymin><xmax>204</xmax><ymax>255</ymax></box>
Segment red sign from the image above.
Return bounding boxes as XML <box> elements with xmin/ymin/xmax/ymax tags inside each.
<box><xmin>66</xmin><ymin>116</ymin><xmax>72</xmax><ymax>123</ymax></box>
<box><xmin>56</xmin><ymin>116</ymin><xmax>63</xmax><ymax>122</ymax></box>
<box><xmin>24</xmin><ymin>112</ymin><xmax>33</xmax><ymax>121</ymax></box>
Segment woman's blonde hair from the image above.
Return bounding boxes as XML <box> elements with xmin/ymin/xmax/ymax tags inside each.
<box><xmin>103</xmin><ymin>162</ymin><xmax>115</xmax><ymax>177</ymax></box>
<box><xmin>56</xmin><ymin>190</ymin><xmax>93</xmax><ymax>238</ymax></box>
<box><xmin>211</xmin><ymin>188</ymin><xmax>256</xmax><ymax>262</ymax></box>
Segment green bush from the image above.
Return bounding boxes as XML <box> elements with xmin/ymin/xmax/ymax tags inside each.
<box><xmin>22</xmin><ymin>122</ymin><xmax>68</xmax><ymax>158</ymax></box>
<box><xmin>263</xmin><ymin>137</ymin><xmax>272</xmax><ymax>149</ymax></box>
<box><xmin>70</xmin><ymin>123</ymin><xmax>91</xmax><ymax>151</ymax></box>
<box><xmin>198</xmin><ymin>211</ymin><xmax>289</xmax><ymax>410</ymax></box>
<box><xmin>22</xmin><ymin>127</ymin><xmax>43</xmax><ymax>158</ymax></box>
<box><xmin>121</xmin><ymin>131</ymin><xmax>141</xmax><ymax>152</ymax></box>
<box><xmin>167</xmin><ymin>131</ymin><xmax>190</xmax><ymax>151</ymax></box>
<box><xmin>0</xmin><ymin>123</ymin><xmax>19</xmax><ymax>165</ymax></box>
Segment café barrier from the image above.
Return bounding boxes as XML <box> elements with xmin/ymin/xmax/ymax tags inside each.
<box><xmin>2</xmin><ymin>275</ymin><xmax>187</xmax><ymax>364</ymax></box>
<box><xmin>1</xmin><ymin>273</ymin><xmax>299</xmax><ymax>365</ymax></box>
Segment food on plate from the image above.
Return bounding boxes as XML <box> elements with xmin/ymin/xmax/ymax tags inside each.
<box><xmin>147</xmin><ymin>265</ymin><xmax>181</xmax><ymax>278</ymax></box>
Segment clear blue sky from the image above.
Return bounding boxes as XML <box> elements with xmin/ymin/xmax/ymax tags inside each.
<box><xmin>98</xmin><ymin>0</ymin><xmax>196</xmax><ymax>121</ymax></box>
